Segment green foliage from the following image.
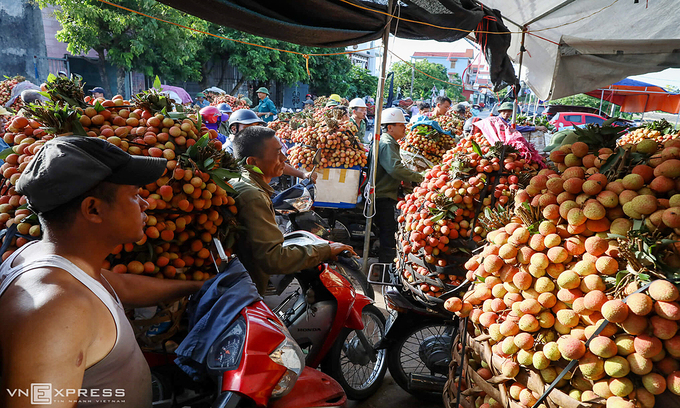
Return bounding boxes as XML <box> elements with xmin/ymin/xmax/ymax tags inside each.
<box><xmin>391</xmin><ymin>60</ymin><xmax>463</xmax><ymax>101</ymax></box>
<box><xmin>37</xmin><ymin>0</ymin><xmax>204</xmax><ymax>83</ymax></box>
<box><xmin>344</xmin><ymin>66</ymin><xmax>378</xmax><ymax>99</ymax></box>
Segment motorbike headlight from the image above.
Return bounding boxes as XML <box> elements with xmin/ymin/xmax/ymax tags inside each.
<box><xmin>206</xmin><ymin>316</ymin><xmax>246</xmax><ymax>373</ymax></box>
<box><xmin>268</xmin><ymin>321</ymin><xmax>305</xmax><ymax>398</ymax></box>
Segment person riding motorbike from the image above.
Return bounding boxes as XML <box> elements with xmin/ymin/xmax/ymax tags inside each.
<box><xmin>216</xmin><ymin>103</ymin><xmax>232</xmax><ymax>136</ymax></box>
<box><xmin>230</xmin><ymin>126</ymin><xmax>355</xmax><ymax>295</ymax></box>
<box><xmin>200</xmin><ymin>106</ymin><xmax>226</xmax><ymax>144</ymax></box>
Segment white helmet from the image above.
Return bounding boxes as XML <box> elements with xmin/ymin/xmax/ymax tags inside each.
<box><xmin>382</xmin><ymin>108</ymin><xmax>407</xmax><ymax>124</ymax></box>
<box><xmin>349</xmin><ymin>98</ymin><xmax>367</xmax><ymax>109</ymax></box>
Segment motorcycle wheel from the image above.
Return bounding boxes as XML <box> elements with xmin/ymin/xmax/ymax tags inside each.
<box><xmin>322</xmin><ymin>304</ymin><xmax>387</xmax><ymax>400</ymax></box>
<box><xmin>386</xmin><ymin>321</ymin><xmax>453</xmax><ymax>399</ymax></box>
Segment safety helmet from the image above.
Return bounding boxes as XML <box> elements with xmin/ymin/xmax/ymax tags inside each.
<box><xmin>349</xmin><ymin>98</ymin><xmax>367</xmax><ymax>109</ymax></box>
<box><xmin>325</xmin><ymin>100</ymin><xmax>339</xmax><ymax>107</ymax></box>
<box><xmin>381</xmin><ymin>108</ymin><xmax>407</xmax><ymax>124</ymax></box>
<box><xmin>256</xmin><ymin>87</ymin><xmax>270</xmax><ymax>95</ymax></box>
<box><xmin>329</xmin><ymin>94</ymin><xmax>342</xmax><ymax>103</ymax></box>
<box><xmin>200</xmin><ymin>106</ymin><xmax>221</xmax><ymax>124</ymax></box>
<box><xmin>228</xmin><ymin>109</ymin><xmax>265</xmax><ymax>128</ymax></box>
<box><xmin>217</xmin><ymin>103</ymin><xmax>232</xmax><ymax>113</ymax></box>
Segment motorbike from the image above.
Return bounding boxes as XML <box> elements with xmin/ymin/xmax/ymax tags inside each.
<box><xmin>273</xmin><ymin>177</ymin><xmax>374</xmax><ymax>300</ymax></box>
<box><xmin>368</xmin><ymin>262</ymin><xmax>469</xmax><ymax>399</ymax></box>
<box><xmin>265</xmin><ymin>230</ymin><xmax>388</xmax><ymax>400</ymax></box>
<box><xmin>145</xmin><ymin>241</ymin><xmax>347</xmax><ymax>408</ymax></box>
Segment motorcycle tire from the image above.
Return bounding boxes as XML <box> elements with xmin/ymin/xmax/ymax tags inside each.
<box><xmin>322</xmin><ymin>304</ymin><xmax>387</xmax><ymax>400</ymax></box>
<box><xmin>386</xmin><ymin>321</ymin><xmax>453</xmax><ymax>400</ymax></box>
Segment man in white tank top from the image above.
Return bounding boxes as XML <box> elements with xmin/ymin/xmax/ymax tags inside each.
<box><xmin>0</xmin><ymin>137</ymin><xmax>207</xmax><ymax>407</ymax></box>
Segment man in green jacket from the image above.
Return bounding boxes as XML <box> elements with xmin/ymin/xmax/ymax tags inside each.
<box><xmin>255</xmin><ymin>87</ymin><xmax>277</xmax><ymax>123</ymax></box>
<box><xmin>373</xmin><ymin>108</ymin><xmax>424</xmax><ymax>262</ymax></box>
<box><xmin>349</xmin><ymin>98</ymin><xmax>368</xmax><ymax>142</ymax></box>
<box><xmin>231</xmin><ymin>126</ymin><xmax>355</xmax><ymax>294</ymax></box>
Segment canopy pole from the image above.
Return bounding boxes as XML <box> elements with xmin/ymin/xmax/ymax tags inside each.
<box><xmin>598</xmin><ymin>90</ymin><xmax>604</xmax><ymax>116</ymax></box>
<box><xmin>675</xmin><ymin>112</ymin><xmax>679</xmax><ymax>129</ymax></box>
<box><xmin>512</xmin><ymin>28</ymin><xmax>528</xmax><ymax>128</ymax></box>
<box><xmin>641</xmin><ymin>93</ymin><xmax>650</xmax><ymax>121</ymax></box>
<box><xmin>362</xmin><ymin>0</ymin><xmax>393</xmax><ymax>275</ymax></box>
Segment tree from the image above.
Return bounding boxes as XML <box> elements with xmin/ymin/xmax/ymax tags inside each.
<box><xmin>37</xmin><ymin>0</ymin><xmax>204</xmax><ymax>95</ymax></box>
<box><xmin>391</xmin><ymin>59</ymin><xmax>464</xmax><ymax>102</ymax></box>
<box><xmin>344</xmin><ymin>66</ymin><xmax>379</xmax><ymax>99</ymax></box>
<box><xmin>307</xmin><ymin>53</ymin><xmax>353</xmax><ymax>96</ymax></box>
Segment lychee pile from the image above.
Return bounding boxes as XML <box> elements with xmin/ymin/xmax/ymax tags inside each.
<box><xmin>618</xmin><ymin>120</ymin><xmax>679</xmax><ymax>146</ymax></box>
<box><xmin>399</xmin><ymin>123</ymin><xmax>457</xmax><ymax>165</ymax></box>
<box><xmin>206</xmin><ymin>92</ymin><xmax>249</xmax><ymax>111</ymax></box>
<box><xmin>449</xmin><ymin>138</ymin><xmax>680</xmax><ymax>408</ymax></box>
<box><xmin>0</xmin><ymin>88</ymin><xmax>241</xmax><ymax>281</ymax></box>
<box><xmin>394</xmin><ymin>143</ymin><xmax>544</xmax><ymax>297</ymax></box>
<box><xmin>0</xmin><ymin>76</ymin><xmax>26</xmax><ymax>111</ymax></box>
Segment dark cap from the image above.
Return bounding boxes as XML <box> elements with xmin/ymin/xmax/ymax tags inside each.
<box><xmin>89</xmin><ymin>87</ymin><xmax>105</xmax><ymax>94</ymax></box>
<box><xmin>16</xmin><ymin>136</ymin><xmax>167</xmax><ymax>213</ymax></box>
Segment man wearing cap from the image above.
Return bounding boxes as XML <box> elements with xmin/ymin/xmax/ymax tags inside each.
<box><xmin>89</xmin><ymin>86</ymin><xmax>105</xmax><ymax>99</ymax></box>
<box><xmin>0</xmin><ymin>137</ymin><xmax>206</xmax><ymax>408</ymax></box>
<box><xmin>255</xmin><ymin>87</ymin><xmax>277</xmax><ymax>123</ymax></box>
<box><xmin>373</xmin><ymin>108</ymin><xmax>424</xmax><ymax>263</ymax></box>
<box><xmin>496</xmin><ymin>101</ymin><xmax>547</xmax><ymax>133</ymax></box>
<box><xmin>195</xmin><ymin>92</ymin><xmax>210</xmax><ymax>109</ymax></box>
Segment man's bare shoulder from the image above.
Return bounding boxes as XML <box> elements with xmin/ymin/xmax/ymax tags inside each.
<box><xmin>0</xmin><ymin>267</ymin><xmax>98</xmax><ymax>330</ymax></box>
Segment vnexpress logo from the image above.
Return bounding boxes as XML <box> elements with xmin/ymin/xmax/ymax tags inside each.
<box><xmin>31</xmin><ymin>383</ymin><xmax>52</xmax><ymax>405</ymax></box>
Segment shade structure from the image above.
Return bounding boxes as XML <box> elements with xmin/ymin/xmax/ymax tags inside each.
<box><xmin>154</xmin><ymin>0</ymin><xmax>518</xmax><ymax>90</ymax></box>
<box><xmin>475</xmin><ymin>0</ymin><xmax>680</xmax><ymax>101</ymax></box>
<box><xmin>584</xmin><ymin>78</ymin><xmax>680</xmax><ymax>114</ymax></box>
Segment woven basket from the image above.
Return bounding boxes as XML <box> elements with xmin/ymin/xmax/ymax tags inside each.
<box><xmin>130</xmin><ymin>298</ymin><xmax>188</xmax><ymax>351</ymax></box>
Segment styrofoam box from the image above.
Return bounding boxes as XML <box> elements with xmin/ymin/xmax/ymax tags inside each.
<box><xmin>313</xmin><ymin>165</ymin><xmax>361</xmax><ymax>208</ymax></box>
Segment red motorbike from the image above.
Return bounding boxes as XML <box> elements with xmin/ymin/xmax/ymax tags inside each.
<box><xmin>267</xmin><ymin>231</ymin><xmax>388</xmax><ymax>400</ymax></box>
<box><xmin>145</xmin><ymin>241</ymin><xmax>347</xmax><ymax>408</ymax></box>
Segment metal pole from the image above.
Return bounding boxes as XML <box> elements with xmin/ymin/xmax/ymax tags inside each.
<box><xmin>511</xmin><ymin>28</ymin><xmax>527</xmax><ymax>128</ymax></box>
<box><xmin>675</xmin><ymin>112</ymin><xmax>679</xmax><ymax>129</ymax></box>
<box><xmin>362</xmin><ymin>0</ymin><xmax>393</xmax><ymax>275</ymax></box>
<box><xmin>598</xmin><ymin>90</ymin><xmax>604</xmax><ymax>116</ymax></box>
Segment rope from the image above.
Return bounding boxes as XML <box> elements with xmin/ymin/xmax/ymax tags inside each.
<box><xmin>94</xmin><ymin>0</ymin><xmax>380</xmax><ymax>71</ymax></box>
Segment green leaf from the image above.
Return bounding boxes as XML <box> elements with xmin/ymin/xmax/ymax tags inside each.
<box><xmin>153</xmin><ymin>75</ymin><xmax>162</xmax><ymax>90</ymax></box>
<box><xmin>471</xmin><ymin>140</ymin><xmax>483</xmax><ymax>157</ymax></box>
<box><xmin>94</xmin><ymin>101</ymin><xmax>105</xmax><ymax>113</ymax></box>
<box><xmin>431</xmin><ymin>212</ymin><xmax>445</xmax><ymax>223</ymax></box>
<box><xmin>210</xmin><ymin>173</ymin><xmax>237</xmax><ymax>195</ymax></box>
<box><xmin>633</xmin><ymin>219</ymin><xmax>644</xmax><ymax>231</ymax></box>
<box><xmin>203</xmin><ymin>158</ymin><xmax>215</xmax><ymax>169</ymax></box>
<box><xmin>209</xmin><ymin>168</ymin><xmax>241</xmax><ymax>180</ymax></box>
<box><xmin>161</xmin><ymin>107</ymin><xmax>168</xmax><ymax>116</ymax></box>
<box><xmin>17</xmin><ymin>203</ymin><xmax>28</xmax><ymax>210</ymax></box>
<box><xmin>616</xmin><ymin>270</ymin><xmax>628</xmax><ymax>286</ymax></box>
<box><xmin>47</xmin><ymin>73</ymin><xmax>57</xmax><ymax>83</ymax></box>
<box><xmin>38</xmin><ymin>91</ymin><xmax>51</xmax><ymax>98</ymax></box>
<box><xmin>196</xmin><ymin>134</ymin><xmax>210</xmax><ymax>148</ymax></box>
<box><xmin>0</xmin><ymin>147</ymin><xmax>14</xmax><ymax>161</ymax></box>
<box><xmin>638</xmin><ymin>273</ymin><xmax>650</xmax><ymax>282</ymax></box>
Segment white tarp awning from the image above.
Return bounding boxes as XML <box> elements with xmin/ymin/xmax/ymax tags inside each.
<box><xmin>476</xmin><ymin>0</ymin><xmax>680</xmax><ymax>100</ymax></box>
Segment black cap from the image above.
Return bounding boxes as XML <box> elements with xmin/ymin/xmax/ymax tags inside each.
<box><xmin>16</xmin><ymin>137</ymin><xmax>167</xmax><ymax>213</ymax></box>
<box><xmin>89</xmin><ymin>87</ymin><xmax>105</xmax><ymax>94</ymax></box>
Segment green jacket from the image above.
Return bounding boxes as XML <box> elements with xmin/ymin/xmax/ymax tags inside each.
<box><xmin>232</xmin><ymin>169</ymin><xmax>331</xmax><ymax>294</ymax></box>
<box><xmin>351</xmin><ymin>117</ymin><xmax>367</xmax><ymax>142</ymax></box>
<box><xmin>256</xmin><ymin>96</ymin><xmax>277</xmax><ymax>123</ymax></box>
<box><xmin>374</xmin><ymin>133</ymin><xmax>424</xmax><ymax>201</ymax></box>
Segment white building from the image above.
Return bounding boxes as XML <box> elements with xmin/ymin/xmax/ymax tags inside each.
<box><xmin>346</xmin><ymin>41</ymin><xmax>382</xmax><ymax>77</ymax></box>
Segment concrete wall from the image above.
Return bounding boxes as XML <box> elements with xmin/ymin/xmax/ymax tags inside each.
<box><xmin>0</xmin><ymin>0</ymin><xmax>48</xmax><ymax>83</ymax></box>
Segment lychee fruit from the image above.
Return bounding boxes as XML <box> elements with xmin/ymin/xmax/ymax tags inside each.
<box><xmin>601</xmin><ymin>299</ymin><xmax>629</xmax><ymax>323</ymax></box>
<box><xmin>558</xmin><ymin>336</ymin><xmax>586</xmax><ymax>360</ymax></box>
<box><xmin>608</xmin><ymin>377</ymin><xmax>634</xmax><ymax>397</ymax></box>
<box><xmin>604</xmin><ymin>356</ymin><xmax>630</xmax><ymax>378</ymax></box>
<box><xmin>642</xmin><ymin>373</ymin><xmax>667</xmax><ymax>395</ymax></box>
<box><xmin>649</xmin><ymin>279</ymin><xmax>679</xmax><ymax>302</ymax></box>
<box><xmin>634</xmin><ymin>334</ymin><xmax>663</xmax><ymax>358</ymax></box>
<box><xmin>655</xmin><ymin>301</ymin><xmax>680</xmax><ymax>321</ymax></box>
<box><xmin>589</xmin><ymin>336</ymin><xmax>618</xmax><ymax>358</ymax></box>
<box><xmin>626</xmin><ymin>292</ymin><xmax>653</xmax><ymax>315</ymax></box>
<box><xmin>651</xmin><ymin>316</ymin><xmax>678</xmax><ymax>340</ymax></box>
<box><xmin>620</xmin><ymin>312</ymin><xmax>648</xmax><ymax>335</ymax></box>
<box><xmin>627</xmin><ymin>352</ymin><xmax>653</xmax><ymax>375</ymax></box>
<box><xmin>622</xmin><ymin>173</ymin><xmax>644</xmax><ymax>190</ymax></box>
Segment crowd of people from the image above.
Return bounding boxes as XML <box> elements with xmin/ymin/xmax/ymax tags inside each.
<box><xmin>0</xmin><ymin>80</ymin><xmax>546</xmax><ymax>407</ymax></box>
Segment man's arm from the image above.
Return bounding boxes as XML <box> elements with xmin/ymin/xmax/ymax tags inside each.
<box><xmin>379</xmin><ymin>142</ymin><xmax>424</xmax><ymax>183</ymax></box>
<box><xmin>516</xmin><ymin>125</ymin><xmax>536</xmax><ymax>133</ymax></box>
<box><xmin>0</xmin><ymin>284</ymin><xmax>94</xmax><ymax>408</ymax></box>
<box><xmin>236</xmin><ymin>192</ymin><xmax>331</xmax><ymax>274</ymax></box>
<box><xmin>283</xmin><ymin>164</ymin><xmax>317</xmax><ymax>182</ymax></box>
<box><xmin>101</xmin><ymin>270</ymin><xmax>204</xmax><ymax>308</ymax></box>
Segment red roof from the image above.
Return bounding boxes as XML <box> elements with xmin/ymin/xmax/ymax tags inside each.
<box><xmin>412</xmin><ymin>49</ymin><xmax>474</xmax><ymax>59</ymax></box>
